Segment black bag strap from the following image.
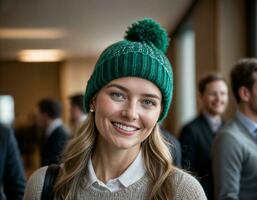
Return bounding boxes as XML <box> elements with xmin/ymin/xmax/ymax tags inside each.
<box><xmin>41</xmin><ymin>164</ymin><xmax>60</xmax><ymax>200</ymax></box>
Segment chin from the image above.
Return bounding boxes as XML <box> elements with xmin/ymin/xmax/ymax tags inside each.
<box><xmin>113</xmin><ymin>140</ymin><xmax>138</xmax><ymax>150</ymax></box>
<box><xmin>211</xmin><ymin>110</ymin><xmax>223</xmax><ymax>116</ymax></box>
<box><xmin>115</xmin><ymin>144</ymin><xmax>135</xmax><ymax>150</ymax></box>
<box><xmin>217</xmin><ymin>108</ymin><xmax>226</xmax><ymax>114</ymax></box>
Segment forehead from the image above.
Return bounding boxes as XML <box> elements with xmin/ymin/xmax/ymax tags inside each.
<box><xmin>105</xmin><ymin>77</ymin><xmax>162</xmax><ymax>96</ymax></box>
<box><xmin>205</xmin><ymin>80</ymin><xmax>227</xmax><ymax>90</ymax></box>
<box><xmin>253</xmin><ymin>71</ymin><xmax>257</xmax><ymax>79</ymax></box>
<box><xmin>251</xmin><ymin>72</ymin><xmax>257</xmax><ymax>86</ymax></box>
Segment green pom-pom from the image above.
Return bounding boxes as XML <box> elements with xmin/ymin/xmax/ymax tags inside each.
<box><xmin>125</xmin><ymin>18</ymin><xmax>169</xmax><ymax>53</ymax></box>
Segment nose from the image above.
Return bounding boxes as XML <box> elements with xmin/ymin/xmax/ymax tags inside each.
<box><xmin>211</xmin><ymin>92</ymin><xmax>221</xmax><ymax>102</ymax></box>
<box><xmin>216</xmin><ymin>93</ymin><xmax>225</xmax><ymax>102</ymax></box>
<box><xmin>121</xmin><ymin>101</ymin><xmax>139</xmax><ymax>121</ymax></box>
<box><xmin>215</xmin><ymin>93</ymin><xmax>221</xmax><ymax>101</ymax></box>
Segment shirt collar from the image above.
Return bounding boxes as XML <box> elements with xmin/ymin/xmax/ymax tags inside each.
<box><xmin>236</xmin><ymin>110</ymin><xmax>257</xmax><ymax>138</ymax></box>
<box><xmin>86</xmin><ymin>150</ymin><xmax>146</xmax><ymax>190</ymax></box>
<box><xmin>203</xmin><ymin>112</ymin><xmax>223</xmax><ymax>132</ymax></box>
<box><xmin>116</xmin><ymin>151</ymin><xmax>146</xmax><ymax>187</ymax></box>
<box><xmin>46</xmin><ymin>118</ymin><xmax>62</xmax><ymax>136</ymax></box>
<box><xmin>79</xmin><ymin>114</ymin><xmax>87</xmax><ymax>122</ymax></box>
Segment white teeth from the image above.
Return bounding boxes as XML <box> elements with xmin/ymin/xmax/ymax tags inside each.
<box><xmin>113</xmin><ymin>122</ymin><xmax>137</xmax><ymax>132</ymax></box>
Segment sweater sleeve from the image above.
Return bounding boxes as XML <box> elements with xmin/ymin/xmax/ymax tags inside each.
<box><xmin>24</xmin><ymin>166</ymin><xmax>47</xmax><ymax>200</ymax></box>
<box><xmin>173</xmin><ymin>169</ymin><xmax>207</xmax><ymax>200</ymax></box>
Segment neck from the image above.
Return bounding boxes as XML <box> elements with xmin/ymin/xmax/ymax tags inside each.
<box><xmin>92</xmin><ymin>143</ymin><xmax>140</xmax><ymax>183</ymax></box>
<box><xmin>45</xmin><ymin>118</ymin><xmax>52</xmax><ymax>128</ymax></box>
<box><xmin>203</xmin><ymin>110</ymin><xmax>222</xmax><ymax>121</ymax></box>
<box><xmin>239</xmin><ymin>104</ymin><xmax>257</xmax><ymax>123</ymax></box>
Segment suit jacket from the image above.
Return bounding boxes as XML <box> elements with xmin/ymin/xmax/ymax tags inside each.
<box><xmin>179</xmin><ymin>114</ymin><xmax>224</xmax><ymax>200</ymax></box>
<box><xmin>0</xmin><ymin>124</ymin><xmax>25</xmax><ymax>200</ymax></box>
<box><xmin>41</xmin><ymin>126</ymin><xmax>69</xmax><ymax>166</ymax></box>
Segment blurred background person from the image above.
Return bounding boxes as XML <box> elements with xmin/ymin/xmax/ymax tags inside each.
<box><xmin>0</xmin><ymin>123</ymin><xmax>25</xmax><ymax>199</ymax></box>
<box><xmin>179</xmin><ymin>73</ymin><xmax>228</xmax><ymax>200</ymax></box>
<box><xmin>15</xmin><ymin>112</ymin><xmax>41</xmax><ymax>171</ymax></box>
<box><xmin>69</xmin><ymin>93</ymin><xmax>87</xmax><ymax>136</ymax></box>
<box><xmin>212</xmin><ymin>58</ymin><xmax>257</xmax><ymax>200</ymax></box>
<box><xmin>36</xmin><ymin>98</ymin><xmax>70</xmax><ymax>166</ymax></box>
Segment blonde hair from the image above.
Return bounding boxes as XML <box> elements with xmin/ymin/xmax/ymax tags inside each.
<box><xmin>54</xmin><ymin>112</ymin><xmax>175</xmax><ymax>199</ymax></box>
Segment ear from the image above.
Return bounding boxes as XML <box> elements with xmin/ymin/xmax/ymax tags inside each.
<box><xmin>238</xmin><ymin>86</ymin><xmax>251</xmax><ymax>102</ymax></box>
<box><xmin>199</xmin><ymin>93</ymin><xmax>204</xmax><ymax>101</ymax></box>
<box><xmin>90</xmin><ymin>95</ymin><xmax>97</xmax><ymax>110</ymax></box>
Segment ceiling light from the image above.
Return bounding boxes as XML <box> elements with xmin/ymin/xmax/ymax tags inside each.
<box><xmin>0</xmin><ymin>28</ymin><xmax>66</xmax><ymax>39</ymax></box>
<box><xmin>18</xmin><ymin>49</ymin><xmax>65</xmax><ymax>62</ymax></box>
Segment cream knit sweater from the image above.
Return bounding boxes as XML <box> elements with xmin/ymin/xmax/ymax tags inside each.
<box><xmin>24</xmin><ymin>167</ymin><xmax>207</xmax><ymax>200</ymax></box>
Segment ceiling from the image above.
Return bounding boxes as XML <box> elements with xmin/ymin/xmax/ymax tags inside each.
<box><xmin>0</xmin><ymin>0</ymin><xmax>192</xmax><ymax>61</ymax></box>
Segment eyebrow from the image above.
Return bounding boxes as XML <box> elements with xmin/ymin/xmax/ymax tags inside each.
<box><xmin>106</xmin><ymin>84</ymin><xmax>161</xmax><ymax>100</ymax></box>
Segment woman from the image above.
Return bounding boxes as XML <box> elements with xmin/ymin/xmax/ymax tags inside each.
<box><xmin>24</xmin><ymin>18</ymin><xmax>206</xmax><ymax>200</ymax></box>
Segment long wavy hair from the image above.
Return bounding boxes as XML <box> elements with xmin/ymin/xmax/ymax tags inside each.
<box><xmin>54</xmin><ymin>112</ymin><xmax>175</xmax><ymax>199</ymax></box>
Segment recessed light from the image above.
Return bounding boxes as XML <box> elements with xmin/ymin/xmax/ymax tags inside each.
<box><xmin>0</xmin><ymin>28</ymin><xmax>66</xmax><ymax>39</ymax></box>
<box><xmin>18</xmin><ymin>49</ymin><xmax>65</xmax><ymax>62</ymax></box>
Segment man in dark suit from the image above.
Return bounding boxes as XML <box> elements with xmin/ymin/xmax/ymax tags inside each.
<box><xmin>37</xmin><ymin>98</ymin><xmax>70</xmax><ymax>166</ymax></box>
<box><xmin>69</xmin><ymin>94</ymin><xmax>87</xmax><ymax>136</ymax></box>
<box><xmin>0</xmin><ymin>123</ymin><xmax>26</xmax><ymax>199</ymax></box>
<box><xmin>179</xmin><ymin>73</ymin><xmax>228</xmax><ymax>200</ymax></box>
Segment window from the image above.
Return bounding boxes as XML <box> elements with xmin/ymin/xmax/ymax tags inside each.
<box><xmin>175</xmin><ymin>29</ymin><xmax>196</xmax><ymax>132</ymax></box>
<box><xmin>0</xmin><ymin>95</ymin><xmax>14</xmax><ymax>125</ymax></box>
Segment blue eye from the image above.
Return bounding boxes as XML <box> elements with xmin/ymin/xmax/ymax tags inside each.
<box><xmin>142</xmin><ymin>99</ymin><xmax>156</xmax><ymax>107</ymax></box>
<box><xmin>110</xmin><ymin>92</ymin><xmax>125</xmax><ymax>101</ymax></box>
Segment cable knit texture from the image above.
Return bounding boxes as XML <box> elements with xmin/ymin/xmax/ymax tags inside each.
<box><xmin>24</xmin><ymin>167</ymin><xmax>207</xmax><ymax>200</ymax></box>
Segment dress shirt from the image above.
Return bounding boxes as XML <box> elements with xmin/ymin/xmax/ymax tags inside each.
<box><xmin>86</xmin><ymin>151</ymin><xmax>146</xmax><ymax>192</ymax></box>
<box><xmin>46</xmin><ymin>118</ymin><xmax>63</xmax><ymax>137</ymax></box>
<box><xmin>236</xmin><ymin>110</ymin><xmax>257</xmax><ymax>138</ymax></box>
<box><xmin>203</xmin><ymin>112</ymin><xmax>223</xmax><ymax>133</ymax></box>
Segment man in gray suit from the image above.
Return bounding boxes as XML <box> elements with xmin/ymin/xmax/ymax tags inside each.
<box><xmin>212</xmin><ymin>58</ymin><xmax>257</xmax><ymax>200</ymax></box>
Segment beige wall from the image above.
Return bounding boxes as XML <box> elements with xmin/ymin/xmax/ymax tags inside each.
<box><xmin>194</xmin><ymin>0</ymin><xmax>218</xmax><ymax>77</ymax></box>
<box><xmin>0</xmin><ymin>58</ymin><xmax>97</xmax><ymax>127</ymax></box>
<box><xmin>193</xmin><ymin>0</ymin><xmax>247</xmax><ymax>120</ymax></box>
<box><xmin>217</xmin><ymin>0</ymin><xmax>246</xmax><ymax>119</ymax></box>
<box><xmin>59</xmin><ymin>58</ymin><xmax>96</xmax><ymax>124</ymax></box>
<box><xmin>0</xmin><ymin>62</ymin><xmax>61</xmax><ymax>126</ymax></box>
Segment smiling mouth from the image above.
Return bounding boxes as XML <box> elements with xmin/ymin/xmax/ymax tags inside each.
<box><xmin>112</xmin><ymin>122</ymin><xmax>140</xmax><ymax>132</ymax></box>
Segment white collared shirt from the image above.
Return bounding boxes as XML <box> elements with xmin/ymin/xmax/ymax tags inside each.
<box><xmin>86</xmin><ymin>151</ymin><xmax>146</xmax><ymax>192</ymax></box>
<box><xmin>203</xmin><ymin>112</ymin><xmax>223</xmax><ymax>133</ymax></box>
<box><xmin>236</xmin><ymin>110</ymin><xmax>257</xmax><ymax>138</ymax></box>
<box><xmin>46</xmin><ymin>118</ymin><xmax>63</xmax><ymax>137</ymax></box>
<box><xmin>79</xmin><ymin>114</ymin><xmax>87</xmax><ymax>123</ymax></box>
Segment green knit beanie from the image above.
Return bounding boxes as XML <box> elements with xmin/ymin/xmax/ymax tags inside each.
<box><xmin>84</xmin><ymin>18</ymin><xmax>173</xmax><ymax>122</ymax></box>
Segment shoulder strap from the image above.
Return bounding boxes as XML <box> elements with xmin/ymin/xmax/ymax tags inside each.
<box><xmin>41</xmin><ymin>164</ymin><xmax>60</xmax><ymax>200</ymax></box>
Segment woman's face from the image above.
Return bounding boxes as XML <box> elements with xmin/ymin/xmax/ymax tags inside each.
<box><xmin>92</xmin><ymin>77</ymin><xmax>162</xmax><ymax>151</ymax></box>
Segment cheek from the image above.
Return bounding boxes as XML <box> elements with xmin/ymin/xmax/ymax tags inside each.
<box><xmin>222</xmin><ymin>96</ymin><xmax>228</xmax><ymax>104</ymax></box>
<box><xmin>94</xmin><ymin>95</ymin><xmax>121</xmax><ymax>120</ymax></box>
<box><xmin>203</xmin><ymin>97</ymin><xmax>213</xmax><ymax>105</ymax></box>
<box><xmin>141</xmin><ymin>110</ymin><xmax>160</xmax><ymax>129</ymax></box>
